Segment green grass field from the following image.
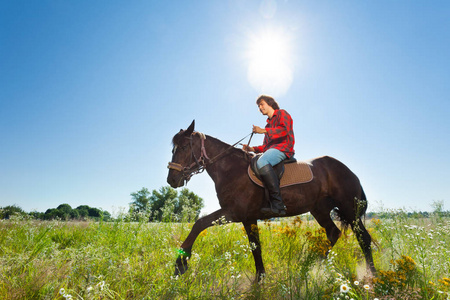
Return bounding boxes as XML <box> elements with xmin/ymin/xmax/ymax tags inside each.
<box><xmin>1</xmin><ymin>212</ymin><xmax>449</xmax><ymax>299</ymax></box>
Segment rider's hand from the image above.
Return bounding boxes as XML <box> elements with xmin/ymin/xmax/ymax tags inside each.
<box><xmin>252</xmin><ymin>125</ymin><xmax>266</xmax><ymax>134</ymax></box>
<box><xmin>242</xmin><ymin>144</ymin><xmax>254</xmax><ymax>152</ymax></box>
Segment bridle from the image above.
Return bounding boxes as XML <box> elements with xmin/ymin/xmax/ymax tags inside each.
<box><xmin>167</xmin><ymin>131</ymin><xmax>253</xmax><ymax>184</ymax></box>
<box><xmin>168</xmin><ymin>132</ymin><xmax>210</xmax><ymax>183</ymax></box>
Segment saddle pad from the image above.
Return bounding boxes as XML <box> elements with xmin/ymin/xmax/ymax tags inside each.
<box><xmin>248</xmin><ymin>161</ymin><xmax>314</xmax><ymax>188</ymax></box>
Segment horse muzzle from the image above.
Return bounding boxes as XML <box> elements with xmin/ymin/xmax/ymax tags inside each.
<box><xmin>167</xmin><ymin>162</ymin><xmax>186</xmax><ymax>188</ymax></box>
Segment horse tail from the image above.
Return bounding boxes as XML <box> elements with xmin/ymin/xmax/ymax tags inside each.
<box><xmin>333</xmin><ymin>184</ymin><xmax>367</xmax><ymax>234</ymax></box>
<box><xmin>359</xmin><ymin>185</ymin><xmax>368</xmax><ymax>218</ymax></box>
<box><xmin>359</xmin><ymin>185</ymin><xmax>380</xmax><ymax>249</ymax></box>
<box><xmin>320</xmin><ymin>156</ymin><xmax>370</xmax><ymax>236</ymax></box>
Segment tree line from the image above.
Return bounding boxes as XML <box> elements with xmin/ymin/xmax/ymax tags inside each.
<box><xmin>3</xmin><ymin>186</ymin><xmax>445</xmax><ymax>222</ymax></box>
<box><xmin>366</xmin><ymin>200</ymin><xmax>449</xmax><ymax>219</ymax></box>
<box><xmin>0</xmin><ymin>203</ymin><xmax>111</xmax><ymax>221</ymax></box>
<box><xmin>0</xmin><ymin>186</ymin><xmax>204</xmax><ymax>222</ymax></box>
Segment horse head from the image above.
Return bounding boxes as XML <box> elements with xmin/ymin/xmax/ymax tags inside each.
<box><xmin>167</xmin><ymin>120</ymin><xmax>208</xmax><ymax>188</ymax></box>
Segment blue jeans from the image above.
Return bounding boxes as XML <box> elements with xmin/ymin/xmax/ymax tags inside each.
<box><xmin>256</xmin><ymin>148</ymin><xmax>287</xmax><ymax>170</ymax></box>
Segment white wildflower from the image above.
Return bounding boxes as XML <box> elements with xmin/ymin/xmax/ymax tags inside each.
<box><xmin>97</xmin><ymin>280</ymin><xmax>105</xmax><ymax>291</ymax></box>
<box><xmin>340</xmin><ymin>283</ymin><xmax>350</xmax><ymax>293</ymax></box>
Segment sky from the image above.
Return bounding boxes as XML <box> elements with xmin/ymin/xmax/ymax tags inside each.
<box><xmin>1</xmin><ymin>1</ymin><xmax>449</xmax><ymax>216</ymax></box>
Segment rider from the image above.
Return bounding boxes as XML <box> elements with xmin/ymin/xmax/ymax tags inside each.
<box><xmin>243</xmin><ymin>95</ymin><xmax>295</xmax><ymax>217</ymax></box>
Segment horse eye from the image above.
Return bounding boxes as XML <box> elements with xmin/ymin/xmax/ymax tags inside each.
<box><xmin>172</xmin><ymin>145</ymin><xmax>178</xmax><ymax>154</ymax></box>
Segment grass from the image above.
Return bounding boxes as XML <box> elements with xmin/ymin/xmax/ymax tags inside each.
<box><xmin>0</xmin><ymin>212</ymin><xmax>449</xmax><ymax>299</ymax></box>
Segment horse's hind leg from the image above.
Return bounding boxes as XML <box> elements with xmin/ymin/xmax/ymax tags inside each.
<box><xmin>175</xmin><ymin>209</ymin><xmax>233</xmax><ymax>277</ymax></box>
<box><xmin>351</xmin><ymin>218</ymin><xmax>377</xmax><ymax>275</ymax></box>
<box><xmin>243</xmin><ymin>220</ymin><xmax>265</xmax><ymax>282</ymax></box>
<box><xmin>311</xmin><ymin>197</ymin><xmax>341</xmax><ymax>251</ymax></box>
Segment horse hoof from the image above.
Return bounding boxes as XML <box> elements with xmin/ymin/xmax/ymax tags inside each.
<box><xmin>256</xmin><ymin>272</ymin><xmax>266</xmax><ymax>283</ymax></box>
<box><xmin>174</xmin><ymin>256</ymin><xmax>189</xmax><ymax>276</ymax></box>
<box><xmin>174</xmin><ymin>265</ymin><xmax>188</xmax><ymax>276</ymax></box>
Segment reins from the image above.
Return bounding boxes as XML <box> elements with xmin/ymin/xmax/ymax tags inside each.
<box><xmin>207</xmin><ymin>132</ymin><xmax>253</xmax><ymax>164</ymax></box>
<box><xmin>168</xmin><ymin>132</ymin><xmax>253</xmax><ymax>183</ymax></box>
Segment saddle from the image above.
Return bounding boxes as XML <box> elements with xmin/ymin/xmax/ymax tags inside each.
<box><xmin>248</xmin><ymin>155</ymin><xmax>313</xmax><ymax>188</ymax></box>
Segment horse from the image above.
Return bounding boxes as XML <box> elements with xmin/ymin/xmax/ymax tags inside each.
<box><xmin>167</xmin><ymin>120</ymin><xmax>376</xmax><ymax>282</ymax></box>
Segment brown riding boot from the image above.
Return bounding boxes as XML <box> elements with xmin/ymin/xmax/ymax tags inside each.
<box><xmin>259</xmin><ymin>164</ymin><xmax>286</xmax><ymax>217</ymax></box>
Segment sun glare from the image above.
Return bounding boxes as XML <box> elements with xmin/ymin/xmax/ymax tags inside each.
<box><xmin>246</xmin><ymin>27</ymin><xmax>294</xmax><ymax>97</ymax></box>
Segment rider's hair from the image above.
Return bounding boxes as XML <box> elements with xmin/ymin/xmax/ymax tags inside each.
<box><xmin>256</xmin><ymin>95</ymin><xmax>280</xmax><ymax>110</ymax></box>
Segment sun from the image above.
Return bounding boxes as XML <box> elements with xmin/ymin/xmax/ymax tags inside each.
<box><xmin>246</xmin><ymin>26</ymin><xmax>294</xmax><ymax>97</ymax></box>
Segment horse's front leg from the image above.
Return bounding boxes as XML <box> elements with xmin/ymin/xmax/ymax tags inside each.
<box><xmin>243</xmin><ymin>220</ymin><xmax>265</xmax><ymax>282</ymax></box>
<box><xmin>174</xmin><ymin>209</ymin><xmax>232</xmax><ymax>277</ymax></box>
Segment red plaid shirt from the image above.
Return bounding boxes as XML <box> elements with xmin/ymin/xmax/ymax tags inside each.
<box><xmin>253</xmin><ymin>109</ymin><xmax>295</xmax><ymax>158</ymax></box>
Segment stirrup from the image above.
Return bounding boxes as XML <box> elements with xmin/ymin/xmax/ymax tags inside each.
<box><xmin>261</xmin><ymin>206</ymin><xmax>286</xmax><ymax>217</ymax></box>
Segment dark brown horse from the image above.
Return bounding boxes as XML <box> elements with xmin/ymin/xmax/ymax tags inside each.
<box><xmin>167</xmin><ymin>120</ymin><xmax>376</xmax><ymax>281</ymax></box>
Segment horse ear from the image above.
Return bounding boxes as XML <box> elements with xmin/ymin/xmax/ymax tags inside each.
<box><xmin>185</xmin><ymin>120</ymin><xmax>195</xmax><ymax>136</ymax></box>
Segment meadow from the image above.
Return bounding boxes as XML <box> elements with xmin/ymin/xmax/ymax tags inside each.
<box><xmin>1</xmin><ymin>212</ymin><xmax>449</xmax><ymax>299</ymax></box>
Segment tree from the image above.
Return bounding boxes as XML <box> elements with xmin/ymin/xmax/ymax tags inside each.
<box><xmin>29</xmin><ymin>210</ymin><xmax>44</xmax><ymax>219</ymax></box>
<box><xmin>57</xmin><ymin>204</ymin><xmax>73</xmax><ymax>220</ymax></box>
<box><xmin>70</xmin><ymin>209</ymin><xmax>80</xmax><ymax>219</ymax></box>
<box><xmin>44</xmin><ymin>208</ymin><xmax>61</xmax><ymax>220</ymax></box>
<box><xmin>129</xmin><ymin>187</ymin><xmax>151</xmax><ymax>213</ymax></box>
<box><xmin>75</xmin><ymin>205</ymin><xmax>90</xmax><ymax>218</ymax></box>
<box><xmin>176</xmin><ymin>188</ymin><xmax>203</xmax><ymax>222</ymax></box>
<box><xmin>0</xmin><ymin>204</ymin><xmax>110</xmax><ymax>221</ymax></box>
<box><xmin>101</xmin><ymin>210</ymin><xmax>111</xmax><ymax>221</ymax></box>
<box><xmin>149</xmin><ymin>186</ymin><xmax>178</xmax><ymax>221</ymax></box>
<box><xmin>88</xmin><ymin>207</ymin><xmax>101</xmax><ymax>218</ymax></box>
<box><xmin>41</xmin><ymin>204</ymin><xmax>109</xmax><ymax>220</ymax></box>
<box><xmin>0</xmin><ymin>205</ymin><xmax>26</xmax><ymax>219</ymax></box>
<box><xmin>431</xmin><ymin>200</ymin><xmax>444</xmax><ymax>217</ymax></box>
<box><xmin>129</xmin><ymin>186</ymin><xmax>204</xmax><ymax>222</ymax></box>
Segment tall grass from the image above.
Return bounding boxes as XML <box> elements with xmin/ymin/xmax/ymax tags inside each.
<box><xmin>0</xmin><ymin>212</ymin><xmax>449</xmax><ymax>299</ymax></box>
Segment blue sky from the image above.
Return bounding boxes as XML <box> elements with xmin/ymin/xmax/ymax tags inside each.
<box><xmin>1</xmin><ymin>1</ymin><xmax>449</xmax><ymax>216</ymax></box>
